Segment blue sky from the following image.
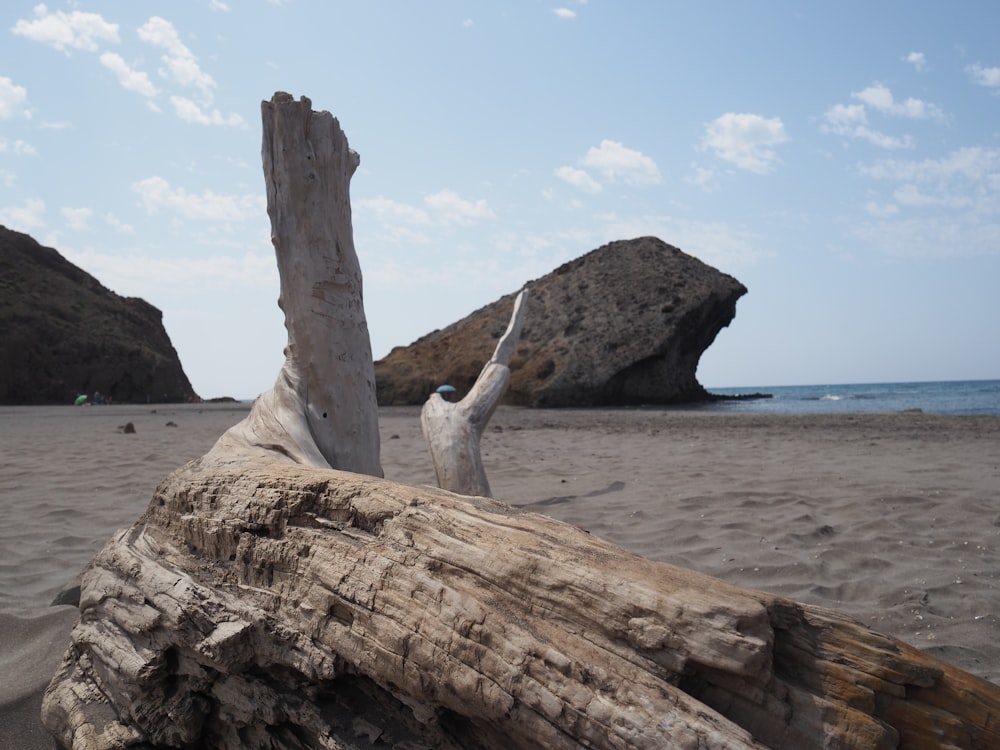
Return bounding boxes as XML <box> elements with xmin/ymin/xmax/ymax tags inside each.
<box><xmin>1</xmin><ymin>2</ymin><xmax>998</xmax><ymax>399</ymax></box>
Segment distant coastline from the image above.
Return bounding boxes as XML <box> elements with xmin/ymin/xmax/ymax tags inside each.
<box><xmin>703</xmin><ymin>379</ymin><xmax>1000</xmax><ymax>416</ymax></box>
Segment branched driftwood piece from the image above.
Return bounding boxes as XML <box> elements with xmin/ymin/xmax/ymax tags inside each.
<box><xmin>420</xmin><ymin>289</ymin><xmax>528</xmax><ymax>497</ymax></box>
<box><xmin>42</xmin><ymin>94</ymin><xmax>1000</xmax><ymax>749</ymax></box>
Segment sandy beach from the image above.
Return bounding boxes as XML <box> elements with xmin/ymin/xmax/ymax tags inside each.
<box><xmin>2</xmin><ymin>403</ymin><xmax>998</xmax><ymax>747</ymax></box>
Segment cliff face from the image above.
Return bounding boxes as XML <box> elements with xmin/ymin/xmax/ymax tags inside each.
<box><xmin>375</xmin><ymin>236</ymin><xmax>747</xmax><ymax>407</ymax></box>
<box><xmin>0</xmin><ymin>225</ymin><xmax>197</xmax><ymax>404</ymax></box>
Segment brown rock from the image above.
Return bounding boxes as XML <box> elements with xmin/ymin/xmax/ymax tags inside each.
<box><xmin>374</xmin><ymin>237</ymin><xmax>746</xmax><ymax>406</ymax></box>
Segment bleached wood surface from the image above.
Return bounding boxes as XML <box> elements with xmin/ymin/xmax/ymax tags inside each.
<box><xmin>216</xmin><ymin>92</ymin><xmax>382</xmax><ymax>476</ymax></box>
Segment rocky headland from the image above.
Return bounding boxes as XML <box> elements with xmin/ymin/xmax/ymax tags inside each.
<box><xmin>375</xmin><ymin>236</ymin><xmax>747</xmax><ymax>407</ymax></box>
<box><xmin>0</xmin><ymin>225</ymin><xmax>197</xmax><ymax>405</ymax></box>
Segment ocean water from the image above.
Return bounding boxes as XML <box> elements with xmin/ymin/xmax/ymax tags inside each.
<box><xmin>701</xmin><ymin>379</ymin><xmax>1000</xmax><ymax>416</ymax></box>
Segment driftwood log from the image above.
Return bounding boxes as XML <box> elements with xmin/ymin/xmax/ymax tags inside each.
<box><xmin>42</xmin><ymin>93</ymin><xmax>1000</xmax><ymax>749</ymax></box>
<box><xmin>421</xmin><ymin>289</ymin><xmax>528</xmax><ymax>497</ymax></box>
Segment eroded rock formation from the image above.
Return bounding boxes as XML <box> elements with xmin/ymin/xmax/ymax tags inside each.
<box><xmin>375</xmin><ymin>237</ymin><xmax>746</xmax><ymax>407</ymax></box>
<box><xmin>0</xmin><ymin>225</ymin><xmax>197</xmax><ymax>405</ymax></box>
<box><xmin>42</xmin><ymin>94</ymin><xmax>1000</xmax><ymax>749</ymax></box>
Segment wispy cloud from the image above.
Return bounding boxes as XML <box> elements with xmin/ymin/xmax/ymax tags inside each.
<box><xmin>685</xmin><ymin>162</ymin><xmax>716</xmax><ymax>191</ymax></box>
<box><xmin>853</xmin><ymin>83</ymin><xmax>943</xmax><ymax>120</ymax></box>
<box><xmin>61</xmin><ymin>206</ymin><xmax>92</xmax><ymax>231</ymax></box>
<box><xmin>135</xmin><ymin>17</ymin><xmax>243</xmax><ymax>125</ymax></box>
<box><xmin>853</xmin><ymin>146</ymin><xmax>1000</xmax><ymax>257</ymax></box>
<box><xmin>581</xmin><ymin>140</ymin><xmax>662</xmax><ymax>185</ymax></box>
<box><xmin>61</xmin><ymin>248</ymin><xmax>279</xmax><ymax>308</ymax></box>
<box><xmin>821</xmin><ymin>83</ymin><xmax>942</xmax><ymax>149</ymax></box>
<box><xmin>100</xmin><ymin>52</ymin><xmax>158</xmax><ymax>98</ymax></box>
<box><xmin>0</xmin><ymin>198</ymin><xmax>46</xmax><ymax>231</ymax></box>
<box><xmin>902</xmin><ymin>51</ymin><xmax>927</xmax><ymax>72</ymax></box>
<box><xmin>11</xmin><ymin>4</ymin><xmax>120</xmax><ymax>54</ymax></box>
<box><xmin>424</xmin><ymin>189</ymin><xmax>495</xmax><ymax>225</ymax></box>
<box><xmin>553</xmin><ymin>8</ymin><xmax>577</xmax><ymax>20</ymax></box>
<box><xmin>104</xmin><ymin>212</ymin><xmax>135</xmax><ymax>234</ymax></box>
<box><xmin>863</xmin><ymin>201</ymin><xmax>899</xmax><ymax>218</ymax></box>
<box><xmin>0</xmin><ymin>76</ymin><xmax>28</xmax><ymax>119</ymax></box>
<box><xmin>966</xmin><ymin>63</ymin><xmax>1000</xmax><ymax>92</ymax></box>
<box><xmin>859</xmin><ymin>146</ymin><xmax>1000</xmax><ymax>183</ymax></box>
<box><xmin>851</xmin><ymin>215</ymin><xmax>1000</xmax><ymax>259</ymax></box>
<box><xmin>358</xmin><ymin>195</ymin><xmax>432</xmax><ymax>225</ymax></box>
<box><xmin>0</xmin><ymin>137</ymin><xmax>36</xmax><ymax>156</ymax></box>
<box><xmin>138</xmin><ymin>17</ymin><xmax>216</xmax><ymax>103</ymax></box>
<box><xmin>554</xmin><ymin>165</ymin><xmax>602</xmax><ymax>193</ymax></box>
<box><xmin>170</xmin><ymin>96</ymin><xmax>244</xmax><ymax>126</ymax></box>
<box><xmin>821</xmin><ymin>103</ymin><xmax>913</xmax><ymax>149</ymax></box>
<box><xmin>701</xmin><ymin>113</ymin><xmax>788</xmax><ymax>174</ymax></box>
<box><xmin>132</xmin><ymin>176</ymin><xmax>263</xmax><ymax>221</ymax></box>
<box><xmin>356</xmin><ymin>189</ymin><xmax>495</xmax><ymax>247</ymax></box>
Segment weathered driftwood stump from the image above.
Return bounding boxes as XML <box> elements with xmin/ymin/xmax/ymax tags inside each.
<box><xmin>42</xmin><ymin>94</ymin><xmax>1000</xmax><ymax>750</ymax></box>
<box><xmin>224</xmin><ymin>91</ymin><xmax>382</xmax><ymax>477</ymax></box>
<box><xmin>421</xmin><ymin>289</ymin><xmax>527</xmax><ymax>497</ymax></box>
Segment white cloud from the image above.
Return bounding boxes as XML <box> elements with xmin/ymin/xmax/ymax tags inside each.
<box><xmin>132</xmin><ymin>176</ymin><xmax>263</xmax><ymax>221</ymax></box>
<box><xmin>12</xmin><ymin>4</ymin><xmax>119</xmax><ymax>53</ymax></box>
<box><xmin>967</xmin><ymin>63</ymin><xmax>1000</xmax><ymax>91</ymax></box>
<box><xmin>0</xmin><ymin>198</ymin><xmax>46</xmax><ymax>231</ymax></box>
<box><xmin>423</xmin><ymin>189</ymin><xmax>495</xmax><ymax>225</ymax></box>
<box><xmin>0</xmin><ymin>77</ymin><xmax>28</xmax><ymax>119</ymax></box>
<box><xmin>859</xmin><ymin>146</ymin><xmax>1000</xmax><ymax>183</ymax></box>
<box><xmin>554</xmin><ymin>165</ymin><xmax>602</xmax><ymax>193</ymax></box>
<box><xmin>821</xmin><ymin>102</ymin><xmax>913</xmax><ymax>149</ymax></box>
<box><xmin>104</xmin><ymin>212</ymin><xmax>135</xmax><ymax>234</ymax></box>
<box><xmin>209</xmin><ymin>0</ymin><xmax>231</xmax><ymax>12</ymax></box>
<box><xmin>0</xmin><ymin>138</ymin><xmax>36</xmax><ymax>156</ymax></box>
<box><xmin>138</xmin><ymin>16</ymin><xmax>216</xmax><ymax>102</ymax></box>
<box><xmin>581</xmin><ymin>140</ymin><xmax>661</xmax><ymax>185</ymax></box>
<box><xmin>100</xmin><ymin>52</ymin><xmax>158</xmax><ymax>97</ymax></box>
<box><xmin>821</xmin><ymin>83</ymin><xmax>942</xmax><ymax>150</ymax></box>
<box><xmin>856</xmin><ymin>128</ymin><xmax>913</xmax><ymax>150</ymax></box>
<box><xmin>902</xmin><ymin>52</ymin><xmax>927</xmax><ymax>72</ymax></box>
<box><xmin>553</xmin><ymin>8</ymin><xmax>577</xmax><ymax>19</ymax></box>
<box><xmin>855</xmin><ymin>147</ymin><xmax>1000</xmax><ymax>256</ymax></box>
<box><xmin>853</xmin><ymin>83</ymin><xmax>943</xmax><ymax>120</ymax></box>
<box><xmin>357</xmin><ymin>195</ymin><xmax>431</xmax><ymax>225</ymax></box>
<box><xmin>61</xmin><ymin>206</ymin><xmax>92</xmax><ymax>230</ymax></box>
<box><xmin>63</xmin><ymin>247</ymin><xmax>278</xmax><ymax>296</ymax></box>
<box><xmin>590</xmin><ymin>214</ymin><xmax>770</xmax><ymax>269</ymax></box>
<box><xmin>462</xmin><ymin>19</ymin><xmax>474</xmax><ymax>28</ymax></box>
<box><xmin>892</xmin><ymin>184</ymin><xmax>972</xmax><ymax>209</ymax></box>
<box><xmin>684</xmin><ymin>163</ymin><xmax>716</xmax><ymax>191</ymax></box>
<box><xmin>701</xmin><ymin>113</ymin><xmax>788</xmax><ymax>174</ymax></box>
<box><xmin>851</xmin><ymin>215</ymin><xmax>1000</xmax><ymax>259</ymax></box>
<box><xmin>170</xmin><ymin>96</ymin><xmax>244</xmax><ymax>126</ymax></box>
<box><xmin>863</xmin><ymin>201</ymin><xmax>899</xmax><ymax>218</ymax></box>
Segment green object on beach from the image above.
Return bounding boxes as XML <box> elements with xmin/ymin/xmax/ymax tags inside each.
<box><xmin>73</xmin><ymin>394</ymin><xmax>87</xmax><ymax>406</ymax></box>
